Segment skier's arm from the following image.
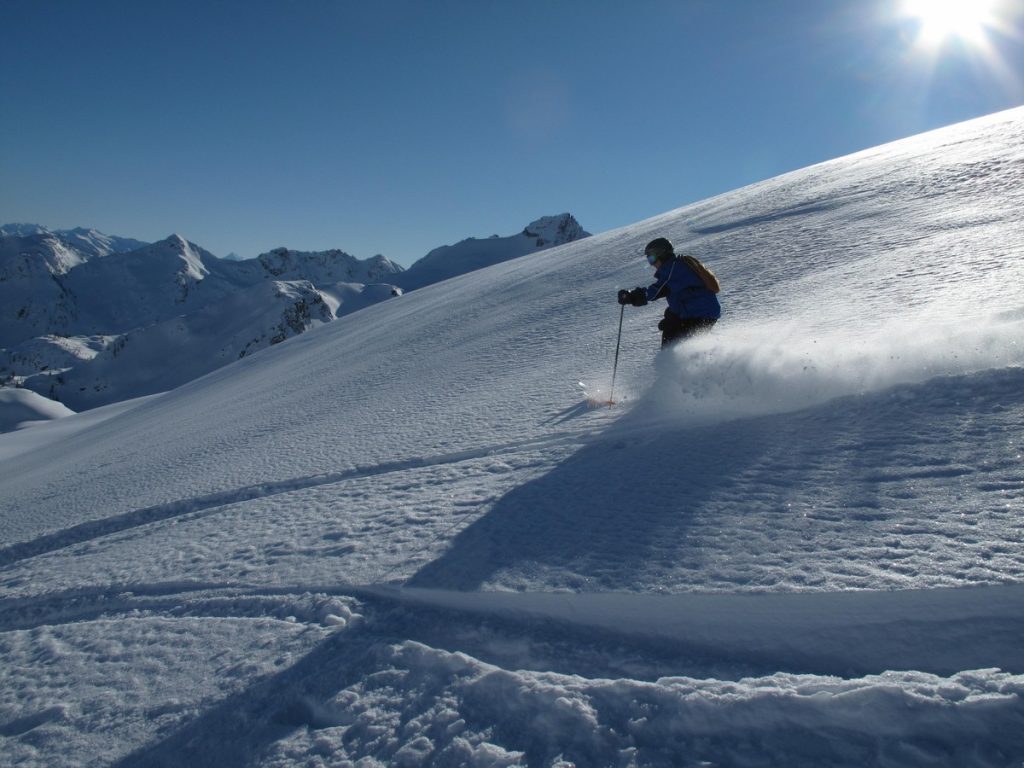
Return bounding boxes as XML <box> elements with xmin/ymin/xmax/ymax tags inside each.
<box><xmin>646</xmin><ymin>280</ymin><xmax>669</xmax><ymax>303</ymax></box>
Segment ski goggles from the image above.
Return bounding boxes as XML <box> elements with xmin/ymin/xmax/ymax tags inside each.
<box><xmin>645</xmin><ymin>251</ymin><xmax>659</xmax><ymax>265</ymax></box>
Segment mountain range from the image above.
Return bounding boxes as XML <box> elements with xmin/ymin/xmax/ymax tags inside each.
<box><xmin>0</xmin><ymin>214</ymin><xmax>589</xmax><ymax>416</ymax></box>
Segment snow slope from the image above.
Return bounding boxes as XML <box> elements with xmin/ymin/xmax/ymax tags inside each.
<box><xmin>0</xmin><ymin>388</ymin><xmax>74</xmax><ymax>432</ymax></box>
<box><xmin>1</xmin><ymin>108</ymin><xmax>1024</xmax><ymax>766</ymax></box>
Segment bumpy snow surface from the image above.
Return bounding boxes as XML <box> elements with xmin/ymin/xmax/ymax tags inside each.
<box><xmin>2</xmin><ymin>108</ymin><xmax>1024</xmax><ymax>767</ymax></box>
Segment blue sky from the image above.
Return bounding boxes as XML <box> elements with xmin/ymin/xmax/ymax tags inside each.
<box><xmin>2</xmin><ymin>0</ymin><xmax>1022</xmax><ymax>266</ymax></box>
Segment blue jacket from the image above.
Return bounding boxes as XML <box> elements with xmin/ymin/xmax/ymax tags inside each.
<box><xmin>645</xmin><ymin>256</ymin><xmax>721</xmax><ymax>319</ymax></box>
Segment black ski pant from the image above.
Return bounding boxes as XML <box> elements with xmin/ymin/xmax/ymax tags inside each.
<box><xmin>659</xmin><ymin>311</ymin><xmax>717</xmax><ymax>347</ymax></box>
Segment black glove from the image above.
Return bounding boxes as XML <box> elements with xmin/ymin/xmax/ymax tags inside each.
<box><xmin>628</xmin><ymin>287</ymin><xmax>647</xmax><ymax>307</ymax></box>
<box><xmin>617</xmin><ymin>289</ymin><xmax>631</xmax><ymax>305</ymax></box>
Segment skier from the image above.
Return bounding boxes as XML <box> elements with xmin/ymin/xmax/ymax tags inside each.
<box><xmin>617</xmin><ymin>237</ymin><xmax>721</xmax><ymax>347</ymax></box>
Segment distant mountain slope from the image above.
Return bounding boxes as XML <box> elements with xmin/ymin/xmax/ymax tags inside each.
<box><xmin>36</xmin><ymin>280</ymin><xmax>335</xmax><ymax>411</ymax></box>
<box><xmin>0</xmin><ymin>230</ymin><xmax>405</xmax><ymax>412</ymax></box>
<box><xmin>51</xmin><ymin>226</ymin><xmax>149</xmax><ymax>259</ymax></box>
<box><xmin>0</xmin><ymin>224</ymin><xmax>148</xmax><ymax>258</ymax></box>
<box><xmin>1</xmin><ymin>214</ymin><xmax>585</xmax><ymax>416</ymax></box>
<box><xmin>0</xmin><ymin>229</ymin><xmax>158</xmax><ymax>348</ymax></box>
<box><xmin>61</xmin><ymin>234</ymin><xmax>238</xmax><ymax>334</ymax></box>
<box><xmin>395</xmin><ymin>213</ymin><xmax>589</xmax><ymax>291</ymax></box>
<box><xmin>0</xmin><ymin>234</ymin><xmax>86</xmax><ymax>348</ymax></box>
<box><xmin>257</xmin><ymin>246</ymin><xmax>402</xmax><ymax>285</ymax></box>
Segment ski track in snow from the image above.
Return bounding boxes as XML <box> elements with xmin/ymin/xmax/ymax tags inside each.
<box><xmin>0</xmin><ymin>426</ymin><xmax>604</xmax><ymax>570</ymax></box>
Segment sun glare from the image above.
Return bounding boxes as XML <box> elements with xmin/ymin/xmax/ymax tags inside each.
<box><xmin>903</xmin><ymin>0</ymin><xmax>1001</xmax><ymax>46</ymax></box>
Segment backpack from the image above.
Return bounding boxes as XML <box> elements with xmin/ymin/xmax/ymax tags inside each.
<box><xmin>680</xmin><ymin>255</ymin><xmax>721</xmax><ymax>294</ymax></box>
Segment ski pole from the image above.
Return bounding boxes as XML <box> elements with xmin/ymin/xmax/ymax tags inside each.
<box><xmin>608</xmin><ymin>303</ymin><xmax>625</xmax><ymax>405</ymax></box>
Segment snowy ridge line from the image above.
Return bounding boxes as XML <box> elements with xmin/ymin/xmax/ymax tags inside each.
<box><xmin>4</xmin><ymin>577</ymin><xmax>1023</xmax><ymax>679</ymax></box>
<box><xmin>373</xmin><ymin>584</ymin><xmax>1024</xmax><ymax>677</ymax></box>
<box><xmin>0</xmin><ymin>580</ymin><xmax>256</xmax><ymax>631</ymax></box>
<box><xmin>0</xmin><ymin>428</ymin><xmax>602</xmax><ymax>569</ymax></box>
<box><xmin>0</xmin><ymin>580</ymin><xmax>362</xmax><ymax>633</ymax></box>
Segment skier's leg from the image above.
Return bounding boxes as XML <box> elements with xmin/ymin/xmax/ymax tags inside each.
<box><xmin>659</xmin><ymin>310</ymin><xmax>683</xmax><ymax>347</ymax></box>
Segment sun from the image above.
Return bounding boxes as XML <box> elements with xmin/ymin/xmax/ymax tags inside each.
<box><xmin>902</xmin><ymin>0</ymin><xmax>1001</xmax><ymax>47</ymax></box>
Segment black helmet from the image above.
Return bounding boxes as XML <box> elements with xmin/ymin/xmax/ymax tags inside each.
<box><xmin>644</xmin><ymin>237</ymin><xmax>674</xmax><ymax>264</ymax></box>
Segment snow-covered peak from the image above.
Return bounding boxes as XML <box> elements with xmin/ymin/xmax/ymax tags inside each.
<box><xmin>0</xmin><ymin>231</ymin><xmax>87</xmax><ymax>276</ymax></box>
<box><xmin>0</xmin><ymin>223</ymin><xmax>50</xmax><ymax>238</ymax></box>
<box><xmin>521</xmin><ymin>213</ymin><xmax>589</xmax><ymax>247</ymax></box>
<box><xmin>139</xmin><ymin>234</ymin><xmax>213</xmax><ymax>280</ymax></box>
<box><xmin>154</xmin><ymin>233</ymin><xmax>198</xmax><ymax>256</ymax></box>
<box><xmin>0</xmin><ymin>234</ymin><xmax>84</xmax><ymax>346</ymax></box>
<box><xmin>256</xmin><ymin>246</ymin><xmax>404</xmax><ymax>285</ymax></box>
<box><xmin>48</xmin><ymin>235</ymin><xmax>228</xmax><ymax>335</ymax></box>
<box><xmin>0</xmin><ymin>224</ymin><xmax>148</xmax><ymax>260</ymax></box>
<box><xmin>395</xmin><ymin>212</ymin><xmax>591</xmax><ymax>291</ymax></box>
<box><xmin>55</xmin><ymin>227</ymin><xmax>148</xmax><ymax>258</ymax></box>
